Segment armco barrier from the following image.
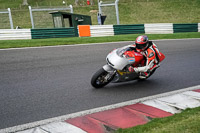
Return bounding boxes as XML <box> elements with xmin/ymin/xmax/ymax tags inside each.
<box><xmin>0</xmin><ymin>23</ymin><xmax>199</xmax><ymax>40</ymax></box>
<box><xmin>144</xmin><ymin>23</ymin><xmax>173</xmax><ymax>34</ymax></box>
<box><xmin>31</xmin><ymin>28</ymin><xmax>78</xmax><ymax>39</ymax></box>
<box><xmin>113</xmin><ymin>24</ymin><xmax>144</xmax><ymax>35</ymax></box>
<box><xmin>173</xmin><ymin>23</ymin><xmax>198</xmax><ymax>33</ymax></box>
<box><xmin>0</xmin><ymin>29</ymin><xmax>31</xmax><ymax>40</ymax></box>
<box><xmin>90</xmin><ymin>25</ymin><xmax>114</xmax><ymax>37</ymax></box>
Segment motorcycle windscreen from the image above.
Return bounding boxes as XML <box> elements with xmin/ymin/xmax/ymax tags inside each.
<box><xmin>107</xmin><ymin>50</ymin><xmax>131</xmax><ymax>70</ymax></box>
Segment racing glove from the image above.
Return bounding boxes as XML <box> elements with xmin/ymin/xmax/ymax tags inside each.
<box><xmin>128</xmin><ymin>66</ymin><xmax>139</xmax><ymax>73</ymax></box>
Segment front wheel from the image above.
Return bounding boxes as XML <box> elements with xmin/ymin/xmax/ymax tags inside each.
<box><xmin>91</xmin><ymin>68</ymin><xmax>115</xmax><ymax>89</ymax></box>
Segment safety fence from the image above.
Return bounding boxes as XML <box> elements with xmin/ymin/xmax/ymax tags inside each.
<box><xmin>78</xmin><ymin>23</ymin><xmax>199</xmax><ymax>37</ymax></box>
<box><xmin>0</xmin><ymin>8</ymin><xmax>13</xmax><ymax>29</ymax></box>
<box><xmin>31</xmin><ymin>28</ymin><xmax>78</xmax><ymax>39</ymax></box>
<box><xmin>0</xmin><ymin>29</ymin><xmax>31</xmax><ymax>40</ymax></box>
<box><xmin>144</xmin><ymin>23</ymin><xmax>173</xmax><ymax>34</ymax></box>
<box><xmin>173</xmin><ymin>23</ymin><xmax>198</xmax><ymax>33</ymax></box>
<box><xmin>113</xmin><ymin>24</ymin><xmax>144</xmax><ymax>35</ymax></box>
<box><xmin>0</xmin><ymin>23</ymin><xmax>199</xmax><ymax>40</ymax></box>
<box><xmin>199</xmin><ymin>23</ymin><xmax>200</xmax><ymax>32</ymax></box>
<box><xmin>90</xmin><ymin>25</ymin><xmax>114</xmax><ymax>37</ymax></box>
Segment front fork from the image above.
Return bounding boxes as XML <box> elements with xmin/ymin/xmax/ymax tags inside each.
<box><xmin>103</xmin><ymin>64</ymin><xmax>115</xmax><ymax>72</ymax></box>
<box><xmin>103</xmin><ymin>64</ymin><xmax>116</xmax><ymax>81</ymax></box>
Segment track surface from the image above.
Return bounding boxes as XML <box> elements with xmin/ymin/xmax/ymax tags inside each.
<box><xmin>0</xmin><ymin>39</ymin><xmax>200</xmax><ymax>129</ymax></box>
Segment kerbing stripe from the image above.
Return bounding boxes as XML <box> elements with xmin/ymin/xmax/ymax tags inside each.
<box><xmin>16</xmin><ymin>122</ymin><xmax>87</xmax><ymax>133</ymax></box>
<box><xmin>1</xmin><ymin>85</ymin><xmax>200</xmax><ymax>133</ymax></box>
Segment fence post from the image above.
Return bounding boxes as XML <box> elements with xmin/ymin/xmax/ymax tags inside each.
<box><xmin>8</xmin><ymin>8</ymin><xmax>14</xmax><ymax>29</ymax></box>
<box><xmin>115</xmin><ymin>0</ymin><xmax>120</xmax><ymax>25</ymax></box>
<box><xmin>98</xmin><ymin>1</ymin><xmax>102</xmax><ymax>25</ymax></box>
<box><xmin>69</xmin><ymin>5</ymin><xmax>73</xmax><ymax>13</ymax></box>
<box><xmin>28</xmin><ymin>6</ymin><xmax>35</xmax><ymax>29</ymax></box>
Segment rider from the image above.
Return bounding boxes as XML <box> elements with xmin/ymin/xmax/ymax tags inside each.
<box><xmin>128</xmin><ymin>35</ymin><xmax>161</xmax><ymax>79</ymax></box>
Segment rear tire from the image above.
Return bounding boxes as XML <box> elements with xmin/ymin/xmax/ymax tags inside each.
<box><xmin>91</xmin><ymin>68</ymin><xmax>115</xmax><ymax>89</ymax></box>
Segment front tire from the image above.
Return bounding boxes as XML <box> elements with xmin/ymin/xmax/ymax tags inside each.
<box><xmin>91</xmin><ymin>68</ymin><xmax>115</xmax><ymax>88</ymax></box>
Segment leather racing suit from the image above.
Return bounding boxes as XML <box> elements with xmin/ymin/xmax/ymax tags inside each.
<box><xmin>129</xmin><ymin>41</ymin><xmax>161</xmax><ymax>79</ymax></box>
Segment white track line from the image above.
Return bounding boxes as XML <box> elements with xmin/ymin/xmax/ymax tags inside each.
<box><xmin>1</xmin><ymin>85</ymin><xmax>199</xmax><ymax>133</ymax></box>
<box><xmin>0</xmin><ymin>38</ymin><xmax>200</xmax><ymax>51</ymax></box>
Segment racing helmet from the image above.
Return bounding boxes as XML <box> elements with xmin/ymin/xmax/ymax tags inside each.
<box><xmin>135</xmin><ymin>35</ymin><xmax>149</xmax><ymax>51</ymax></box>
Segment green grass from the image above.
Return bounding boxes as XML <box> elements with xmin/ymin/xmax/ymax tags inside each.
<box><xmin>116</xmin><ymin>107</ymin><xmax>200</xmax><ymax>133</ymax></box>
<box><xmin>0</xmin><ymin>32</ymin><xmax>199</xmax><ymax>49</ymax></box>
<box><xmin>0</xmin><ymin>0</ymin><xmax>199</xmax><ymax>28</ymax></box>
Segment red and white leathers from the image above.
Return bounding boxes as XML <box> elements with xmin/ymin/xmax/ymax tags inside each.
<box><xmin>129</xmin><ymin>42</ymin><xmax>160</xmax><ymax>79</ymax></box>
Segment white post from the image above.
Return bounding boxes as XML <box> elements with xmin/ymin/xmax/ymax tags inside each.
<box><xmin>28</xmin><ymin>6</ymin><xmax>35</xmax><ymax>29</ymax></box>
<box><xmin>69</xmin><ymin>5</ymin><xmax>73</xmax><ymax>13</ymax></box>
<box><xmin>98</xmin><ymin>1</ymin><xmax>102</xmax><ymax>14</ymax></box>
<box><xmin>8</xmin><ymin>8</ymin><xmax>14</xmax><ymax>29</ymax></box>
<box><xmin>98</xmin><ymin>1</ymin><xmax>102</xmax><ymax>25</ymax></box>
<box><xmin>115</xmin><ymin>0</ymin><xmax>120</xmax><ymax>25</ymax></box>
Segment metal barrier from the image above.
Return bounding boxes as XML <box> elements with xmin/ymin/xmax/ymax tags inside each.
<box><xmin>113</xmin><ymin>24</ymin><xmax>145</xmax><ymax>35</ymax></box>
<box><xmin>145</xmin><ymin>23</ymin><xmax>173</xmax><ymax>34</ymax></box>
<box><xmin>31</xmin><ymin>28</ymin><xmax>77</xmax><ymax>39</ymax></box>
<box><xmin>90</xmin><ymin>25</ymin><xmax>114</xmax><ymax>37</ymax></box>
<box><xmin>198</xmin><ymin>23</ymin><xmax>200</xmax><ymax>32</ymax></box>
<box><xmin>0</xmin><ymin>23</ymin><xmax>199</xmax><ymax>40</ymax></box>
<box><xmin>0</xmin><ymin>29</ymin><xmax>31</xmax><ymax>40</ymax></box>
<box><xmin>173</xmin><ymin>23</ymin><xmax>198</xmax><ymax>33</ymax></box>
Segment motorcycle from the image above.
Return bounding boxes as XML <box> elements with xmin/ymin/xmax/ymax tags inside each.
<box><xmin>91</xmin><ymin>45</ymin><xmax>165</xmax><ymax>88</ymax></box>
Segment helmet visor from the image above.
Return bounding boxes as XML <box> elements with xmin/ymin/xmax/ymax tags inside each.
<box><xmin>136</xmin><ymin>43</ymin><xmax>147</xmax><ymax>49</ymax></box>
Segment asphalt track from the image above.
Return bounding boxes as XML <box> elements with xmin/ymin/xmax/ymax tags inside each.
<box><xmin>0</xmin><ymin>39</ymin><xmax>200</xmax><ymax>129</ymax></box>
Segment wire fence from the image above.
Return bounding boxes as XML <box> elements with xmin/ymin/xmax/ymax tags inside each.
<box><xmin>32</xmin><ymin>11</ymin><xmax>54</xmax><ymax>29</ymax></box>
<box><xmin>0</xmin><ymin>0</ymin><xmax>198</xmax><ymax>29</ymax></box>
<box><xmin>101</xmin><ymin>6</ymin><xmax>117</xmax><ymax>25</ymax></box>
<box><xmin>29</xmin><ymin>6</ymin><xmax>73</xmax><ymax>29</ymax></box>
<box><xmin>0</xmin><ymin>12</ymin><xmax>10</xmax><ymax>29</ymax></box>
<box><xmin>0</xmin><ymin>9</ymin><xmax>13</xmax><ymax>29</ymax></box>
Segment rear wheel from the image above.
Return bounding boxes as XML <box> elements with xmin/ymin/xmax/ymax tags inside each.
<box><xmin>91</xmin><ymin>68</ymin><xmax>115</xmax><ymax>88</ymax></box>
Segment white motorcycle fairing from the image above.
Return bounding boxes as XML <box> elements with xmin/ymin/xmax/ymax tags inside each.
<box><xmin>105</xmin><ymin>46</ymin><xmax>136</xmax><ymax>70</ymax></box>
<box><xmin>103</xmin><ymin>46</ymin><xmax>140</xmax><ymax>83</ymax></box>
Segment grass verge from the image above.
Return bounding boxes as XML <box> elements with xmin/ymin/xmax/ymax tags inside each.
<box><xmin>0</xmin><ymin>32</ymin><xmax>199</xmax><ymax>49</ymax></box>
<box><xmin>116</xmin><ymin>107</ymin><xmax>200</xmax><ymax>133</ymax></box>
